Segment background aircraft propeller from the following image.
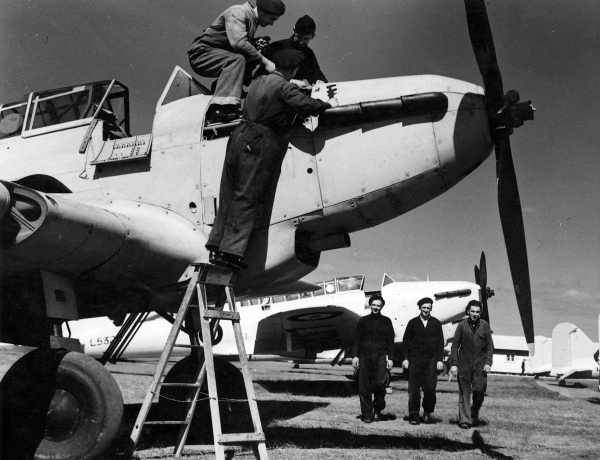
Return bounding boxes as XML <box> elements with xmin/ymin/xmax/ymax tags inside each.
<box><xmin>474</xmin><ymin>251</ymin><xmax>494</xmax><ymax>323</ymax></box>
<box><xmin>464</xmin><ymin>0</ymin><xmax>535</xmax><ymax>351</ymax></box>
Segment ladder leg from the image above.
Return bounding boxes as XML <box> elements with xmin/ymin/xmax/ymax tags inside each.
<box><xmin>225</xmin><ymin>287</ymin><xmax>268</xmax><ymax>459</ymax></box>
<box><xmin>174</xmin><ymin>327</ymin><xmax>208</xmax><ymax>456</ymax></box>
<box><xmin>174</xmin><ymin>362</ymin><xmax>207</xmax><ymax>456</ymax></box>
<box><xmin>199</xmin><ymin>282</ymin><xmax>226</xmax><ymax>460</ymax></box>
<box><xmin>130</xmin><ymin>266</ymin><xmax>201</xmax><ymax>447</ymax></box>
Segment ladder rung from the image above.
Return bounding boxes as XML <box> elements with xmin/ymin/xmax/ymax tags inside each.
<box><xmin>204</xmin><ymin>309</ymin><xmax>240</xmax><ymax>321</ymax></box>
<box><xmin>184</xmin><ymin>444</ymin><xmax>242</xmax><ymax>453</ymax></box>
<box><xmin>217</xmin><ymin>432</ymin><xmax>265</xmax><ymax>444</ymax></box>
<box><xmin>173</xmin><ymin>344</ymin><xmax>204</xmax><ymax>348</ymax></box>
<box><xmin>144</xmin><ymin>420</ymin><xmax>187</xmax><ymax>425</ymax></box>
<box><xmin>159</xmin><ymin>382</ymin><xmax>201</xmax><ymax>388</ymax></box>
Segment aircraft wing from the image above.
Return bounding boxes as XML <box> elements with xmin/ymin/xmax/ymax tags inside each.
<box><xmin>252</xmin><ymin>305</ymin><xmax>361</xmax><ymax>358</ymax></box>
<box><xmin>558</xmin><ymin>367</ymin><xmax>597</xmax><ymax>382</ymax></box>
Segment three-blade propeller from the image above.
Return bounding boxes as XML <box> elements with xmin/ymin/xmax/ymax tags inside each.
<box><xmin>464</xmin><ymin>0</ymin><xmax>535</xmax><ymax>351</ymax></box>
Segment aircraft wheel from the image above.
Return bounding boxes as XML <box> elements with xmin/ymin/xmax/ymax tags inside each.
<box><xmin>159</xmin><ymin>354</ymin><xmax>251</xmax><ymax>442</ymax></box>
<box><xmin>1</xmin><ymin>349</ymin><xmax>123</xmax><ymax>460</ymax></box>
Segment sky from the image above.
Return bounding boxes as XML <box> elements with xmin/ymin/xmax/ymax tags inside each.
<box><xmin>1</xmin><ymin>0</ymin><xmax>599</xmax><ymax>338</ymax></box>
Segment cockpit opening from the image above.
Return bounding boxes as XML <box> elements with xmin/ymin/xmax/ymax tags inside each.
<box><xmin>0</xmin><ymin>80</ymin><xmax>131</xmax><ymax>141</ymax></box>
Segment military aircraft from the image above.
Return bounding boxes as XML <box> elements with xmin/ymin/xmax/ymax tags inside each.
<box><xmin>0</xmin><ymin>1</ymin><xmax>534</xmax><ymax>458</ymax></box>
<box><xmin>66</xmin><ymin>271</ymin><xmax>489</xmax><ymax>365</ymax></box>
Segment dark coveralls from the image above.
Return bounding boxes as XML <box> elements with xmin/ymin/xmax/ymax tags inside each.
<box><xmin>450</xmin><ymin>318</ymin><xmax>494</xmax><ymax>425</ymax></box>
<box><xmin>352</xmin><ymin>314</ymin><xmax>395</xmax><ymax>419</ymax></box>
<box><xmin>402</xmin><ymin>316</ymin><xmax>444</xmax><ymax>418</ymax></box>
<box><xmin>263</xmin><ymin>38</ymin><xmax>327</xmax><ymax>84</ymax></box>
<box><xmin>206</xmin><ymin>72</ymin><xmax>330</xmax><ymax>258</ymax></box>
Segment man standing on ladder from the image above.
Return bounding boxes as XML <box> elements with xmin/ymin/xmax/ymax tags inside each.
<box><xmin>206</xmin><ymin>48</ymin><xmax>331</xmax><ymax>269</ymax></box>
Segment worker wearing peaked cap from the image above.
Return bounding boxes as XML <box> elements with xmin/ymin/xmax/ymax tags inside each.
<box><xmin>187</xmin><ymin>0</ymin><xmax>286</xmax><ymax>122</ymax></box>
<box><xmin>402</xmin><ymin>297</ymin><xmax>444</xmax><ymax>424</ymax></box>
<box><xmin>206</xmin><ymin>46</ymin><xmax>331</xmax><ymax>269</ymax></box>
<box><xmin>263</xmin><ymin>14</ymin><xmax>327</xmax><ymax>87</ymax></box>
<box><xmin>450</xmin><ymin>300</ymin><xmax>494</xmax><ymax>428</ymax></box>
<box><xmin>418</xmin><ymin>297</ymin><xmax>433</xmax><ymax>307</ymax></box>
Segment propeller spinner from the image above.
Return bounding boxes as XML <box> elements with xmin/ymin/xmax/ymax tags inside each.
<box><xmin>464</xmin><ymin>0</ymin><xmax>535</xmax><ymax>352</ymax></box>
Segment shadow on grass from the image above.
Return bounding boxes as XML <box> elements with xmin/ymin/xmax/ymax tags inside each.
<box><xmin>586</xmin><ymin>397</ymin><xmax>600</xmax><ymax>405</ymax></box>
<box><xmin>472</xmin><ymin>430</ymin><xmax>514</xmax><ymax>459</ymax></box>
<box><xmin>556</xmin><ymin>382</ymin><xmax>587</xmax><ymax>389</ymax></box>
<box><xmin>265</xmin><ymin>426</ymin><xmax>510</xmax><ymax>455</ymax></box>
<box><xmin>256</xmin><ymin>379</ymin><xmax>357</xmax><ymax>397</ymax></box>
<box><xmin>121</xmin><ymin>399</ymin><xmax>329</xmax><ymax>450</ymax></box>
<box><xmin>256</xmin><ymin>378</ymin><xmax>460</xmax><ymax>397</ymax></box>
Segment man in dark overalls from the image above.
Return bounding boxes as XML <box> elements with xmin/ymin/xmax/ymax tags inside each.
<box><xmin>352</xmin><ymin>294</ymin><xmax>395</xmax><ymax>423</ymax></box>
<box><xmin>450</xmin><ymin>300</ymin><xmax>494</xmax><ymax>428</ymax></box>
<box><xmin>263</xmin><ymin>15</ymin><xmax>327</xmax><ymax>86</ymax></box>
<box><xmin>206</xmin><ymin>48</ymin><xmax>331</xmax><ymax>269</ymax></box>
<box><xmin>402</xmin><ymin>297</ymin><xmax>445</xmax><ymax>424</ymax></box>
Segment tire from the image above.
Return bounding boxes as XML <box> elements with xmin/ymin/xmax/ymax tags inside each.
<box><xmin>158</xmin><ymin>354</ymin><xmax>251</xmax><ymax>442</ymax></box>
<box><xmin>1</xmin><ymin>349</ymin><xmax>123</xmax><ymax>460</ymax></box>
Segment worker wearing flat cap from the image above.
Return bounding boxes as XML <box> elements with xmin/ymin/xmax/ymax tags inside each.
<box><xmin>263</xmin><ymin>15</ymin><xmax>327</xmax><ymax>87</ymax></box>
<box><xmin>402</xmin><ymin>296</ymin><xmax>444</xmax><ymax>424</ymax></box>
<box><xmin>188</xmin><ymin>0</ymin><xmax>286</xmax><ymax>122</ymax></box>
<box><xmin>449</xmin><ymin>300</ymin><xmax>494</xmax><ymax>428</ymax></box>
<box><xmin>206</xmin><ymin>47</ymin><xmax>331</xmax><ymax>269</ymax></box>
<box><xmin>352</xmin><ymin>294</ymin><xmax>395</xmax><ymax>423</ymax></box>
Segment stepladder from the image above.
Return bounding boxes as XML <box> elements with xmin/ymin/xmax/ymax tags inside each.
<box><xmin>130</xmin><ymin>263</ymin><xmax>268</xmax><ymax>459</ymax></box>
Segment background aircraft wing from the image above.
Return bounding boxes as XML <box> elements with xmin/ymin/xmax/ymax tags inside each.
<box><xmin>253</xmin><ymin>305</ymin><xmax>360</xmax><ymax>358</ymax></box>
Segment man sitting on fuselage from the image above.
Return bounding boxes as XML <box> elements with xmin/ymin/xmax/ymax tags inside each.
<box><xmin>187</xmin><ymin>0</ymin><xmax>285</xmax><ymax>122</ymax></box>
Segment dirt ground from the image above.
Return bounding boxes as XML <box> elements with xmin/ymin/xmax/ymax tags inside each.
<box><xmin>107</xmin><ymin>359</ymin><xmax>600</xmax><ymax>460</ymax></box>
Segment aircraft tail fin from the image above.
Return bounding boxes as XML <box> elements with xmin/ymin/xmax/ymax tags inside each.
<box><xmin>552</xmin><ymin>322</ymin><xmax>598</xmax><ymax>378</ymax></box>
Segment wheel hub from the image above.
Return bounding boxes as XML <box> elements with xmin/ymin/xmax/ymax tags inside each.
<box><xmin>45</xmin><ymin>389</ymin><xmax>82</xmax><ymax>441</ymax></box>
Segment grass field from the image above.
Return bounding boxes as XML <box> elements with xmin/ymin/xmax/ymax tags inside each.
<box><xmin>112</xmin><ymin>359</ymin><xmax>600</xmax><ymax>460</ymax></box>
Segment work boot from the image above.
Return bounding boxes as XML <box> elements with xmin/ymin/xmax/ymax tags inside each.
<box><xmin>209</xmin><ymin>251</ymin><xmax>245</xmax><ymax>270</ymax></box>
<box><xmin>422</xmin><ymin>412</ymin><xmax>434</xmax><ymax>424</ymax></box>
<box><xmin>472</xmin><ymin>416</ymin><xmax>488</xmax><ymax>427</ymax></box>
<box><xmin>360</xmin><ymin>414</ymin><xmax>373</xmax><ymax>423</ymax></box>
<box><xmin>374</xmin><ymin>411</ymin><xmax>395</xmax><ymax>421</ymax></box>
<box><xmin>220</xmin><ymin>252</ymin><xmax>248</xmax><ymax>269</ymax></box>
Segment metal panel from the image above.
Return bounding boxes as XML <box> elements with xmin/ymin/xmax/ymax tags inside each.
<box><xmin>41</xmin><ymin>271</ymin><xmax>79</xmax><ymax>320</ymax></box>
<box><xmin>270</xmin><ymin>141</ymin><xmax>322</xmax><ymax>223</ymax></box>
<box><xmin>200</xmin><ymin>137</ymin><xmax>227</xmax><ymax>225</ymax></box>
<box><xmin>90</xmin><ymin>134</ymin><xmax>152</xmax><ymax>165</ymax></box>
<box><xmin>315</xmin><ymin>121</ymin><xmax>438</xmax><ymax>208</ymax></box>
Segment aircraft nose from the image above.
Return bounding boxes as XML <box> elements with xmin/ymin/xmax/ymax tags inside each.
<box><xmin>435</xmin><ymin>92</ymin><xmax>493</xmax><ymax>186</ymax></box>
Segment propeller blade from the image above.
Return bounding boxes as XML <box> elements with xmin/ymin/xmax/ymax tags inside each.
<box><xmin>496</xmin><ymin>137</ymin><xmax>534</xmax><ymax>347</ymax></box>
<box><xmin>479</xmin><ymin>251</ymin><xmax>487</xmax><ymax>288</ymax></box>
<box><xmin>464</xmin><ymin>0</ymin><xmax>504</xmax><ymax>107</ymax></box>
<box><xmin>480</xmin><ymin>288</ymin><xmax>490</xmax><ymax>324</ymax></box>
<box><xmin>474</xmin><ymin>252</ymin><xmax>490</xmax><ymax>323</ymax></box>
